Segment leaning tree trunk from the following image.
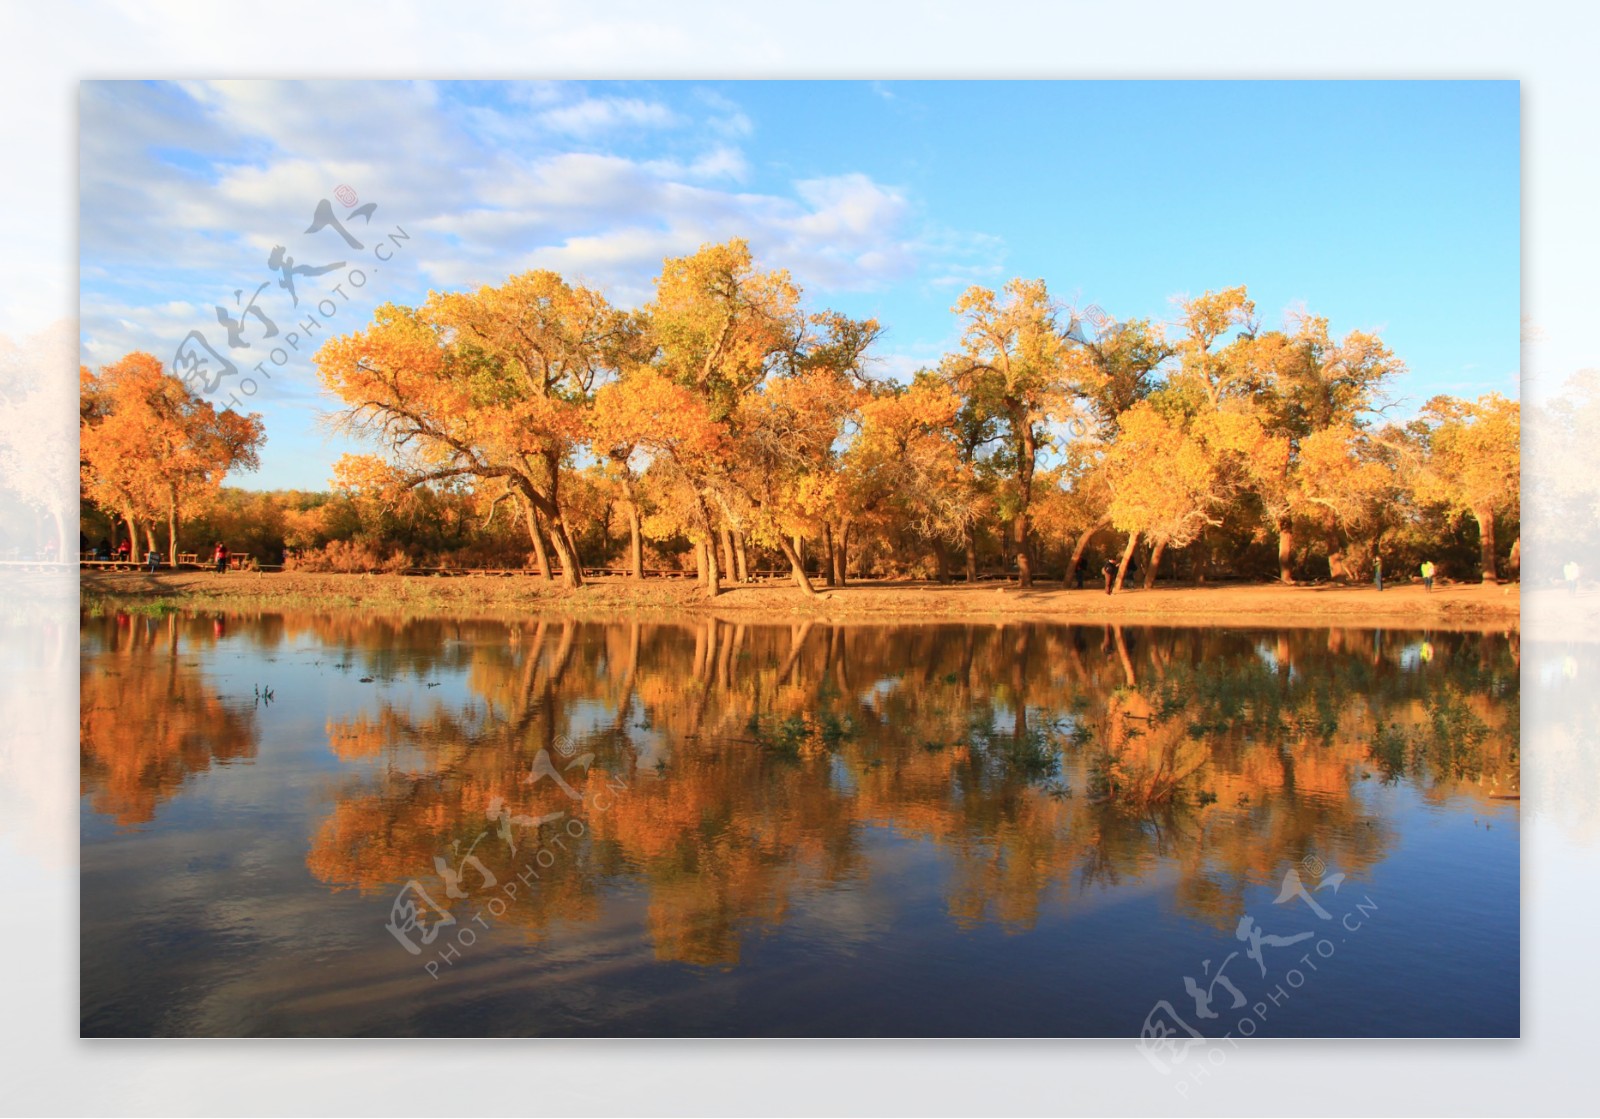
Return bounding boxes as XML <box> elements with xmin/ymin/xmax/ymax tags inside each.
<box><xmin>1474</xmin><ymin>504</ymin><xmax>1498</xmax><ymax>583</ymax></box>
<box><xmin>1069</xmin><ymin>515</ymin><xmax>1110</xmax><ymax>586</ymax></box>
<box><xmin>694</xmin><ymin>539</ymin><xmax>708</xmax><ymax>586</ymax></box>
<box><xmin>1277</xmin><ymin>520</ymin><xmax>1295</xmax><ymax>584</ymax></box>
<box><xmin>1113</xmin><ymin>531</ymin><xmax>1140</xmax><ymax>593</ymax></box>
<box><xmin>547</xmin><ymin>517</ymin><xmax>585</xmax><ymax>589</ymax></box>
<box><xmin>734</xmin><ymin>532</ymin><xmax>749</xmax><ymax>584</ymax></box>
<box><xmin>522</xmin><ymin>499</ymin><xmax>552</xmax><ymax>579</ymax></box>
<box><xmin>778</xmin><ymin>536</ymin><xmax>818</xmax><ymax>596</ymax></box>
<box><xmin>1143</xmin><ymin>539</ymin><xmax>1167</xmax><ymax>590</ymax></box>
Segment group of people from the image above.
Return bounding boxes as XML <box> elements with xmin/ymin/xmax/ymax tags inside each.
<box><xmin>1372</xmin><ymin>558</ymin><xmax>1437</xmax><ymax>592</ymax></box>
<box><xmin>1068</xmin><ymin>553</ymin><xmax>1132</xmax><ymax>595</ymax></box>
<box><xmin>80</xmin><ymin>532</ymin><xmax>234</xmax><ymax>573</ymax></box>
<box><xmin>1069</xmin><ymin>555</ymin><xmax>1141</xmax><ymax>594</ymax></box>
<box><xmin>86</xmin><ymin>536</ymin><xmax>161</xmax><ymax>570</ymax></box>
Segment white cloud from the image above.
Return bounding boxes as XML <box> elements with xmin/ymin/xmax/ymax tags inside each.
<box><xmin>80</xmin><ymin>79</ymin><xmax>1005</xmax><ymax>408</ymax></box>
<box><xmin>694</xmin><ymin>88</ymin><xmax>754</xmax><ymax>138</ymax></box>
<box><xmin>538</xmin><ymin>97</ymin><xmax>682</xmax><ymax>137</ymax></box>
<box><xmin>410</xmin><ymin>156</ymin><xmax>932</xmax><ymax>300</ymax></box>
<box><xmin>643</xmin><ymin>146</ymin><xmax>749</xmax><ymax>183</ymax></box>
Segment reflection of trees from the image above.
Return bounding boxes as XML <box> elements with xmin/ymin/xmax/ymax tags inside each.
<box><xmin>78</xmin><ymin>608</ymin><xmax>1516</xmax><ymax>957</ymax></box>
<box><xmin>290</xmin><ymin>616</ymin><xmax>1517</xmax><ymax>962</ymax></box>
<box><xmin>79</xmin><ymin>612</ymin><xmax>257</xmax><ymax>826</ymax></box>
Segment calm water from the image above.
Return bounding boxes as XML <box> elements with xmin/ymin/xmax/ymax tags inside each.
<box><xmin>79</xmin><ymin>612</ymin><xmax>1519</xmax><ymax>1037</ymax></box>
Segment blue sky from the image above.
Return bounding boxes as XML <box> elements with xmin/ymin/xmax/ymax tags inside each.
<box><xmin>79</xmin><ymin>79</ymin><xmax>1519</xmax><ymax>491</ymax></box>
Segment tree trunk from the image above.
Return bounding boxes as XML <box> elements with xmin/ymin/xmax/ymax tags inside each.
<box><xmin>1013</xmin><ymin>514</ymin><xmax>1032</xmax><ymax>586</ymax></box>
<box><xmin>720</xmin><ymin>526</ymin><xmax>738</xmax><ymax>584</ymax></box>
<box><xmin>167</xmin><ymin>487</ymin><xmax>179</xmax><ymax>566</ymax></box>
<box><xmin>626</xmin><ymin>504</ymin><xmax>644</xmax><ymax>579</ymax></box>
<box><xmin>522</xmin><ymin>500</ymin><xmax>552</xmax><ymax>579</ymax></box>
<box><xmin>548</xmin><ymin>519</ymin><xmax>584</xmax><ymax>589</ymax></box>
<box><xmin>934</xmin><ymin>546</ymin><xmax>950</xmax><ymax>584</ymax></box>
<box><xmin>558</xmin><ymin>513</ymin><xmax>583</xmax><ymax>583</ymax></box>
<box><xmin>823</xmin><ymin>523</ymin><xmax>837</xmax><ymax>587</ymax></box>
<box><xmin>1113</xmin><ymin>531</ymin><xmax>1139</xmax><ymax>593</ymax></box>
<box><xmin>964</xmin><ymin>525</ymin><xmax>978</xmax><ymax>583</ymax></box>
<box><xmin>704</xmin><ymin>532</ymin><xmax>721</xmax><ymax>597</ymax></box>
<box><xmin>734</xmin><ymin>532</ymin><xmax>750</xmax><ymax>584</ymax></box>
<box><xmin>1474</xmin><ymin>504</ymin><xmax>1498</xmax><ymax>583</ymax></box>
<box><xmin>1277</xmin><ymin>521</ymin><xmax>1294</xmax><ymax>584</ymax></box>
<box><xmin>1069</xmin><ymin>516</ymin><xmax>1110</xmax><ymax>587</ymax></box>
<box><xmin>792</xmin><ymin>534</ymin><xmax>805</xmax><ymax>573</ymax></box>
<box><xmin>833</xmin><ymin>519</ymin><xmax>850</xmax><ymax>586</ymax></box>
<box><xmin>778</xmin><ymin>536</ymin><xmax>818</xmax><ymax>596</ymax></box>
<box><xmin>1014</xmin><ymin>423</ymin><xmax>1036</xmax><ymax>587</ymax></box>
<box><xmin>695</xmin><ymin>539</ymin><xmax>708</xmax><ymax>586</ymax></box>
<box><xmin>1144</xmin><ymin>539</ymin><xmax>1167</xmax><ymax>590</ymax></box>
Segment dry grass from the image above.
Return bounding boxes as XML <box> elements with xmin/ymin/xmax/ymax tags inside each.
<box><xmin>80</xmin><ymin>568</ymin><xmax>1522</xmax><ymax>630</ymax></box>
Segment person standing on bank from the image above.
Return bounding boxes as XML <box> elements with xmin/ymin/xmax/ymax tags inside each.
<box><xmin>1102</xmin><ymin>558</ymin><xmax>1117</xmax><ymax>595</ymax></box>
<box><xmin>1374</xmin><ymin>555</ymin><xmax>1383</xmax><ymax>592</ymax></box>
<box><xmin>1420</xmin><ymin>559</ymin><xmax>1435</xmax><ymax>592</ymax></box>
<box><xmin>214</xmin><ymin>541</ymin><xmax>229</xmax><ymax>574</ymax></box>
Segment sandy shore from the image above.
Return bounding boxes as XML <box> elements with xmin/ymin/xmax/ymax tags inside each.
<box><xmin>80</xmin><ymin>569</ymin><xmax>1523</xmax><ymax>630</ymax></box>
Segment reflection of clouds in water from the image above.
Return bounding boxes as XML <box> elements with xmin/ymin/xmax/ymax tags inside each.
<box><xmin>1254</xmin><ymin>641</ymin><xmax>1302</xmax><ymax>681</ymax></box>
<box><xmin>624</xmin><ymin>698</ymin><xmax>671</xmax><ymax>772</ymax></box>
<box><xmin>860</xmin><ymin>676</ymin><xmax>901</xmax><ymax>708</ymax></box>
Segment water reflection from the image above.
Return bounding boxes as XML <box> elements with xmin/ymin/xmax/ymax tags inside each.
<box><xmin>80</xmin><ymin>611</ymin><xmax>258</xmax><ymax>826</ymax></box>
<box><xmin>79</xmin><ymin>612</ymin><xmax>1520</xmax><ymax>1033</ymax></box>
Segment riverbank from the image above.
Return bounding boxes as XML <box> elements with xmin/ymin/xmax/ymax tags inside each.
<box><xmin>80</xmin><ymin>569</ymin><xmax>1523</xmax><ymax>630</ymax></box>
